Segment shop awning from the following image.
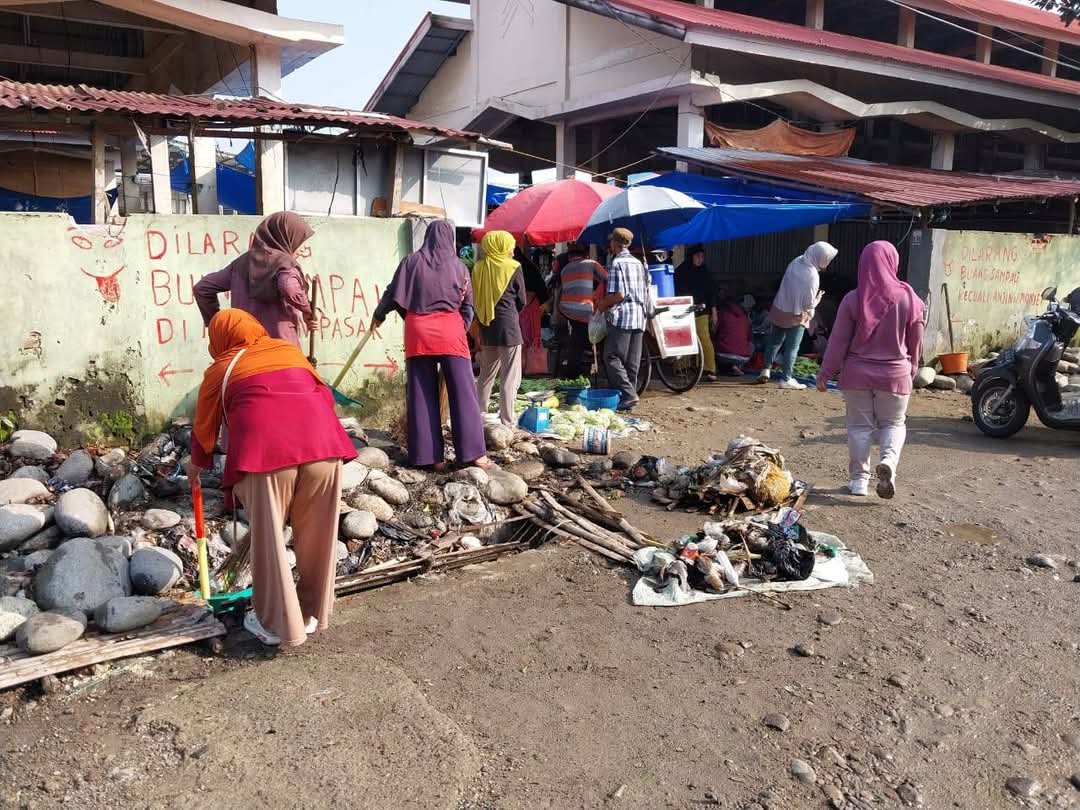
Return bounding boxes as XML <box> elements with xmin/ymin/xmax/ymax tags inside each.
<box><xmin>638</xmin><ymin>171</ymin><xmax>870</xmax><ymax>246</ymax></box>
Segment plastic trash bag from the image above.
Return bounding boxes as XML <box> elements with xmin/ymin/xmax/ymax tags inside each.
<box><xmin>444</xmin><ymin>482</ymin><xmax>496</xmax><ymax>525</ymax></box>
<box><xmin>588</xmin><ymin>312</ymin><xmax>608</xmax><ymax>345</ymax></box>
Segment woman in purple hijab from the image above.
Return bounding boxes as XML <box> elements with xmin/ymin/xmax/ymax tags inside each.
<box><xmin>372</xmin><ymin>220</ymin><xmax>492</xmax><ymax>469</ymax></box>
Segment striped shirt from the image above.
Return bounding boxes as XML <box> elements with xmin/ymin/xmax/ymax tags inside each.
<box><xmin>606</xmin><ymin>249</ymin><xmax>649</xmax><ymax>331</ymax></box>
<box><xmin>558</xmin><ymin>259</ymin><xmax>607</xmax><ymax>323</ymax></box>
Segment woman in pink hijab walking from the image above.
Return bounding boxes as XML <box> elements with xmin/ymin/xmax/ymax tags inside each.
<box><xmin>817</xmin><ymin>241</ymin><xmax>924</xmax><ymax>498</ymax></box>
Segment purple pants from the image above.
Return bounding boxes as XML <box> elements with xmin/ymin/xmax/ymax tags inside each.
<box><xmin>406</xmin><ymin>355</ymin><xmax>486</xmax><ymax>467</ymax></box>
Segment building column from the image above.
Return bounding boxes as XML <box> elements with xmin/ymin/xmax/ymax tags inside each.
<box><xmin>120</xmin><ymin>137</ymin><xmax>143</xmax><ymax>216</ymax></box>
<box><xmin>149</xmin><ymin>134</ymin><xmax>172</xmax><ymax>215</ymax></box>
<box><xmin>1023</xmin><ymin>144</ymin><xmax>1044</xmax><ymax>172</ymax></box>
<box><xmin>676</xmin><ymin>95</ymin><xmax>706</xmax><ymax>173</ymax></box>
<box><xmin>897</xmin><ymin>7</ymin><xmax>916</xmax><ymax>47</ymax></box>
<box><xmin>805</xmin><ymin>0</ymin><xmax>824</xmax><ymax>30</ymax></box>
<box><xmin>91</xmin><ymin>123</ymin><xmax>108</xmax><ymax>224</ymax></box>
<box><xmin>695</xmin><ymin>0</ymin><xmax>715</xmax><ymax>6</ymax></box>
<box><xmin>555</xmin><ymin>121</ymin><xmax>577</xmax><ymax>180</ymax></box>
<box><xmin>252</xmin><ymin>43</ymin><xmax>285</xmax><ymax>215</ymax></box>
<box><xmin>931</xmin><ymin>133</ymin><xmax>956</xmax><ymax>170</ymax></box>
<box><xmin>975</xmin><ymin>24</ymin><xmax>993</xmax><ymax>64</ymax></box>
<box><xmin>192</xmin><ymin>136</ymin><xmax>219</xmax><ymax>214</ymax></box>
<box><xmin>1042</xmin><ymin>40</ymin><xmax>1060</xmax><ymax>77</ymax></box>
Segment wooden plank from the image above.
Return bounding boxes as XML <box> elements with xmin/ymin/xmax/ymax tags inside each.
<box><xmin>91</xmin><ymin>122</ymin><xmax>108</xmax><ymax>225</ymax></box>
<box><xmin>0</xmin><ymin>43</ymin><xmax>147</xmax><ymax>75</ymax></box>
<box><xmin>390</xmin><ymin>141</ymin><xmax>406</xmax><ymax>215</ymax></box>
<box><xmin>0</xmin><ymin>605</ymin><xmax>225</xmax><ymax>692</ymax></box>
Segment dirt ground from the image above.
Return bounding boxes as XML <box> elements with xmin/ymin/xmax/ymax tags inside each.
<box><xmin>2</xmin><ymin>381</ymin><xmax>1080</xmax><ymax>810</ymax></box>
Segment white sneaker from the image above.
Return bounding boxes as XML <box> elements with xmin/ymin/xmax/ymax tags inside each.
<box><xmin>778</xmin><ymin>378</ymin><xmax>807</xmax><ymax>390</ymax></box>
<box><xmin>243</xmin><ymin>610</ymin><xmax>281</xmax><ymax>646</ymax></box>
<box><xmin>304</xmin><ymin>616</ymin><xmax>319</xmax><ymax>635</ymax></box>
<box><xmin>875</xmin><ymin>463</ymin><xmax>896</xmax><ymax>500</ymax></box>
<box><xmin>847</xmin><ymin>479</ymin><xmax>869</xmax><ymax>497</ymax></box>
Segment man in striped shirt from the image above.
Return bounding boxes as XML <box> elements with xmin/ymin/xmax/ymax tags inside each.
<box><xmin>556</xmin><ymin>244</ymin><xmax>608</xmax><ymax>377</ymax></box>
<box><xmin>600</xmin><ymin>228</ymin><xmax>650</xmax><ymax>410</ymax></box>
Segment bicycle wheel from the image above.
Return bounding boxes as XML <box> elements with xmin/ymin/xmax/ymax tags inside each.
<box><xmin>656</xmin><ymin>345</ymin><xmax>704</xmax><ymax>393</ymax></box>
<box><xmin>636</xmin><ymin>339</ymin><xmax>653</xmax><ymax>395</ymax></box>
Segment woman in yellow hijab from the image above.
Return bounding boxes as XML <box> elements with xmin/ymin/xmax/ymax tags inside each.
<box><xmin>472</xmin><ymin>230</ymin><xmax>526</xmax><ymax>427</ymax></box>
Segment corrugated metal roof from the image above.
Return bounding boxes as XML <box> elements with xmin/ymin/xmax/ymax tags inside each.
<box><xmin>585</xmin><ymin>0</ymin><xmax>1080</xmax><ymax>100</ymax></box>
<box><xmin>0</xmin><ymin>79</ymin><xmax>492</xmax><ymax>144</ymax></box>
<box><xmin>657</xmin><ymin>146</ymin><xmax>1080</xmax><ymax>209</ymax></box>
<box><xmin>902</xmin><ymin>0</ymin><xmax>1080</xmax><ymax>47</ymax></box>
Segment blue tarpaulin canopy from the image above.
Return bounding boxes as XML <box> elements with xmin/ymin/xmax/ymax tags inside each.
<box><xmin>171</xmin><ymin>158</ymin><xmax>256</xmax><ymax>215</ymax></box>
<box><xmin>0</xmin><ymin>186</ymin><xmax>117</xmax><ymax>223</ymax></box>
<box><xmin>486</xmin><ymin>182</ymin><xmax>516</xmax><ymax>207</ymax></box>
<box><xmin>637</xmin><ymin>172</ymin><xmax>870</xmax><ymax>247</ymax></box>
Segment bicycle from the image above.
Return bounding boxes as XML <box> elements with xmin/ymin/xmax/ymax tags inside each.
<box><xmin>635</xmin><ymin>303</ymin><xmax>705</xmax><ymax>395</ymax></box>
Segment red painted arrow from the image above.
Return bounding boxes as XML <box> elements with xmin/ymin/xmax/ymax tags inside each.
<box><xmin>158</xmin><ymin>364</ymin><xmax>194</xmax><ymax>385</ymax></box>
<box><xmin>363</xmin><ymin>355</ymin><xmax>400</xmax><ymax>375</ymax></box>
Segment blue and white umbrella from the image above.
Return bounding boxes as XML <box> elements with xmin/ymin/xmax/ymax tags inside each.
<box><xmin>576</xmin><ymin>186</ymin><xmax>705</xmax><ymax>246</ymax></box>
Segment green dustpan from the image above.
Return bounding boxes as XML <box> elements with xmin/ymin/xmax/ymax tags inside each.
<box><xmin>197</xmin><ymin>587</ymin><xmax>253</xmax><ymax>616</ymax></box>
<box><xmin>325</xmin><ymin>330</ymin><xmax>376</xmax><ymax>409</ymax></box>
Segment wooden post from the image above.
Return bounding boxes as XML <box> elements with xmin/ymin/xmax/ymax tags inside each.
<box><xmin>897</xmin><ymin>7</ymin><xmax>916</xmax><ymax>47</ymax></box>
<box><xmin>975</xmin><ymin>24</ymin><xmax>992</xmax><ymax>64</ymax></box>
<box><xmin>1042</xmin><ymin>39</ymin><xmax>1060</xmax><ymax>77</ymax></box>
<box><xmin>187</xmin><ymin>121</ymin><xmax>199</xmax><ymax>215</ymax></box>
<box><xmin>805</xmin><ymin>0</ymin><xmax>824</xmax><ymax>30</ymax></box>
<box><xmin>149</xmin><ymin>134</ymin><xmax>172</xmax><ymax>215</ymax></box>
<box><xmin>91</xmin><ymin>122</ymin><xmax>108</xmax><ymax>224</ymax></box>
<box><xmin>390</xmin><ymin>141</ymin><xmax>406</xmax><ymax>215</ymax></box>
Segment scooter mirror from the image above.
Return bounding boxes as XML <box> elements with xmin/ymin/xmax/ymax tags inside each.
<box><xmin>1041</xmin><ymin>286</ymin><xmax>1058</xmax><ymax>301</ymax></box>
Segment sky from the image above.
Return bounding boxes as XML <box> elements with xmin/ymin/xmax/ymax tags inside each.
<box><xmin>278</xmin><ymin>0</ymin><xmax>468</xmax><ymax>108</ymax></box>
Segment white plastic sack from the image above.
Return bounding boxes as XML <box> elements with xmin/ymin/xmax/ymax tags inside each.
<box><xmin>588</xmin><ymin>312</ymin><xmax>608</xmax><ymax>345</ymax></box>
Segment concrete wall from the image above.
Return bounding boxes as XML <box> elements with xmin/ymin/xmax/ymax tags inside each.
<box><xmin>0</xmin><ymin>213</ymin><xmax>410</xmax><ymax>438</ymax></box>
<box><xmin>921</xmin><ymin>228</ymin><xmax>1079</xmax><ymax>359</ymax></box>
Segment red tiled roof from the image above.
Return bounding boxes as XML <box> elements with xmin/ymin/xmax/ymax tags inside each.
<box><xmin>0</xmin><ymin>80</ymin><xmax>491</xmax><ymax>143</ymax></box>
<box><xmin>904</xmin><ymin>0</ymin><xmax>1079</xmax><ymax>45</ymax></box>
<box><xmin>658</xmin><ymin>146</ymin><xmax>1080</xmax><ymax>208</ymax></box>
<box><xmin>597</xmin><ymin>0</ymin><xmax>1080</xmax><ymax>99</ymax></box>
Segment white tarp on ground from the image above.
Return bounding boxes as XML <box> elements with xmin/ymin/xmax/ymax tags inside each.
<box><xmin>631</xmin><ymin>532</ymin><xmax>873</xmax><ymax>608</ymax></box>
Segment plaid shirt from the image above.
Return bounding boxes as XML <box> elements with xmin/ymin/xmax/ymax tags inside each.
<box><xmin>606</xmin><ymin>249</ymin><xmax>649</xmax><ymax>331</ymax></box>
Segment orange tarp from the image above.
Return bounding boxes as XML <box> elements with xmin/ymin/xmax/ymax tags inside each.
<box><xmin>705</xmin><ymin>119</ymin><xmax>856</xmax><ymax>158</ymax></box>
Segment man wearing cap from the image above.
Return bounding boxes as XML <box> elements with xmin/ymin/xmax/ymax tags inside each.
<box><xmin>599</xmin><ymin>227</ymin><xmax>649</xmax><ymax>410</ymax></box>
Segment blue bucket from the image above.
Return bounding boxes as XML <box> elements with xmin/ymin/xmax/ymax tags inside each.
<box><xmin>648</xmin><ymin>263</ymin><xmax>675</xmax><ymax>298</ymax></box>
<box><xmin>579</xmin><ymin>388</ymin><xmax>621</xmax><ymax>411</ymax></box>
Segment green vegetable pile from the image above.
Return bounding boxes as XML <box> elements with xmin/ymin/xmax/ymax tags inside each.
<box><xmin>792</xmin><ymin>358</ymin><xmax>820</xmax><ymax>379</ymax></box>
<box><xmin>517</xmin><ymin>376</ymin><xmax>590</xmax><ymax>394</ymax></box>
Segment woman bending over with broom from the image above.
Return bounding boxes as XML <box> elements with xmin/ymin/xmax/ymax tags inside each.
<box><xmin>372</xmin><ymin>220</ymin><xmax>493</xmax><ymax>471</ymax></box>
<box><xmin>184</xmin><ymin>309</ymin><xmax>357</xmax><ymax>646</ymax></box>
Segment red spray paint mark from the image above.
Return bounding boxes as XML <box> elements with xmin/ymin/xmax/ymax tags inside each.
<box><xmin>81</xmin><ymin>266</ymin><xmax>125</xmax><ymax>304</ymax></box>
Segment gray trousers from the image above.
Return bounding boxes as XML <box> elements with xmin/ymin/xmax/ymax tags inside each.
<box><xmin>603</xmin><ymin>325</ymin><xmax>644</xmax><ymax>402</ymax></box>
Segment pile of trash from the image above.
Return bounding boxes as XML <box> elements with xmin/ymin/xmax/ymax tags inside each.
<box><xmin>636</xmin><ymin>437</ymin><xmax>807</xmax><ymax>515</ymax></box>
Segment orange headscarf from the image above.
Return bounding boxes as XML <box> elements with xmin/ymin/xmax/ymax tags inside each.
<box><xmin>193</xmin><ymin>309</ymin><xmax>319</xmax><ymax>455</ymax></box>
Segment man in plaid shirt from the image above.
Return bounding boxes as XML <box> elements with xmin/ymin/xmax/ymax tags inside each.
<box><xmin>600</xmin><ymin>227</ymin><xmax>649</xmax><ymax>410</ymax></box>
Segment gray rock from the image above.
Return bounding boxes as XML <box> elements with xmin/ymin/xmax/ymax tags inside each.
<box><xmin>484</xmin><ymin>424</ymin><xmax>515</xmax><ymax>451</ymax></box>
<box><xmin>107</xmin><ymin>474</ymin><xmax>148</xmax><ymax>511</ymax></box>
<box><xmin>221</xmin><ymin>520</ymin><xmax>249</xmax><ymax>549</ymax></box>
<box><xmin>94</xmin><ymin>596</ymin><xmax>163</xmax><ymax>633</ymax></box>
<box><xmin>513</xmin><ymin>441</ymin><xmax>540</xmax><ymax>457</ymax></box>
<box><xmin>94</xmin><ymin>448</ymin><xmax>129</xmax><ymax>479</ymax></box>
<box><xmin>483</xmin><ymin>470</ymin><xmax>529</xmax><ymax>505</ymax></box>
<box><xmin>368</xmin><ymin>476</ymin><xmax>409</xmax><ymax>507</ymax></box>
<box><xmin>341</xmin><ymin>510</ymin><xmax>378</xmax><ymax>540</ymax></box>
<box><xmin>888</xmin><ymin>672</ymin><xmax>911</xmax><ymax>689</ymax></box>
<box><xmin>0</xmin><ymin>596</ymin><xmax>39</xmax><ymax>641</ymax></box>
<box><xmin>930</xmin><ymin>375</ymin><xmax>956</xmax><ymax>391</ymax></box>
<box><xmin>17</xmin><ymin>525</ymin><xmax>62</xmax><ymax>554</ymax></box>
<box><xmin>129</xmin><ymin>546</ymin><xmax>183</xmax><ymax>595</ymax></box>
<box><xmin>540</xmin><ymin>445</ymin><xmax>580</xmax><ymax>468</ymax></box>
<box><xmin>55</xmin><ymin>489</ymin><xmax>109</xmax><ymax>538</ymax></box>
<box><xmin>9</xmin><ymin>430</ymin><xmax>57</xmax><ymax>461</ymax></box>
<box><xmin>56</xmin><ymin>450</ymin><xmax>94</xmax><ymax>486</ymax></box>
<box><xmin>1026</xmin><ymin>553</ymin><xmax>1057</xmax><ymax>569</ymax></box>
<box><xmin>763</xmin><ymin>713</ymin><xmax>790</xmax><ymax>732</ymax></box>
<box><xmin>896</xmin><ymin>782</ymin><xmax>922</xmax><ymax>806</ymax></box>
<box><xmin>96</xmin><ymin>536</ymin><xmax>133</xmax><ymax>558</ymax></box>
<box><xmin>12</xmin><ymin>466</ymin><xmax>49</xmax><ymax>484</ymax></box>
<box><xmin>0</xmin><ymin>504</ymin><xmax>54</xmax><ymax>552</ymax></box>
<box><xmin>347</xmin><ymin>493</ymin><xmax>394</xmax><ymax>522</ymax></box>
<box><xmin>793</xmin><ymin>642</ymin><xmax>815</xmax><ymax>658</ymax></box>
<box><xmin>20</xmin><ymin>550</ymin><xmax>53</xmax><ymax>573</ymax></box>
<box><xmin>395</xmin><ymin>468</ymin><xmax>428</xmax><ymax>486</ymax></box>
<box><xmin>16</xmin><ymin>609</ymin><xmax>86</xmax><ymax>654</ymax></box>
<box><xmin>0</xmin><ymin>478</ymin><xmax>50</xmax><ymax>506</ymax></box>
<box><xmin>34</xmin><ymin>538</ymin><xmax>131</xmax><ymax>613</ymax></box>
<box><xmin>953</xmin><ymin>375</ymin><xmax>974</xmax><ymax>394</ymax></box>
<box><xmin>507</xmin><ymin>460</ymin><xmax>545</xmax><ymax>483</ymax></box>
<box><xmin>1069</xmin><ymin>773</ymin><xmax>1080</xmax><ymax>791</ymax></box>
<box><xmin>818</xmin><ymin>610</ymin><xmax>843</xmax><ymax>626</ymax></box>
<box><xmin>1005</xmin><ymin>777</ymin><xmax>1040</xmax><ymax>798</ymax></box>
<box><xmin>143</xmin><ymin>509</ymin><xmax>182</xmax><ymax>531</ymax></box>
<box><xmin>336</xmin><ymin>542</ymin><xmax>349</xmax><ymax>563</ymax></box>
<box><xmin>611</xmin><ymin>451</ymin><xmax>640</xmax><ymax>470</ymax></box>
<box><xmin>340</xmin><ymin>461</ymin><xmax>371</xmax><ymax>491</ymax></box>
<box><xmin>354</xmin><ymin>446</ymin><xmax>390</xmax><ymax>470</ymax></box>
<box><xmin>913</xmin><ymin>367</ymin><xmax>936</xmax><ymax>389</ymax></box>
<box><xmin>789</xmin><ymin>759</ymin><xmax>816</xmax><ymax>785</ymax></box>
<box><xmin>453</xmin><ymin>467</ymin><xmax>490</xmax><ymax>487</ymax></box>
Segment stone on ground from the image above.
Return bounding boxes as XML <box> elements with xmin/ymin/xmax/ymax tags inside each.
<box><xmin>341</xmin><ymin>510</ymin><xmax>378</xmax><ymax>540</ymax></box>
<box><xmin>107</xmin><ymin>474</ymin><xmax>148</xmax><ymax>511</ymax></box>
<box><xmin>0</xmin><ymin>596</ymin><xmax>39</xmax><ymax>642</ymax></box>
<box><xmin>55</xmin><ymin>488</ymin><xmax>109</xmax><ymax>538</ymax></box>
<box><xmin>612</xmin><ymin>451</ymin><xmax>640</xmax><ymax>470</ymax></box>
<box><xmin>94</xmin><ymin>596</ymin><xmax>163</xmax><ymax>633</ymax></box>
<box><xmin>0</xmin><ymin>504</ymin><xmax>54</xmax><ymax>552</ymax></box>
<box><xmin>394</xmin><ymin>468</ymin><xmax>428</xmax><ymax>485</ymax></box>
<box><xmin>142</xmin><ymin>509</ymin><xmax>182</xmax><ymax>530</ymax></box>
<box><xmin>34</xmin><ymin>538</ymin><xmax>131</xmax><ymax>613</ymax></box>
<box><xmin>95</xmin><ymin>448</ymin><xmax>129</xmax><ymax>480</ymax></box>
<box><xmin>913</xmin><ymin>367</ymin><xmax>936</xmax><ymax>389</ymax></box>
<box><xmin>483</xmin><ymin>470</ymin><xmax>529</xmax><ymax>505</ymax></box>
<box><xmin>16</xmin><ymin>524</ymin><xmax>62</xmax><ymax>554</ymax></box>
<box><xmin>129</xmin><ymin>546</ymin><xmax>183</xmax><ymax>595</ymax></box>
<box><xmin>930</xmin><ymin>375</ymin><xmax>956</xmax><ymax>391</ymax></box>
<box><xmin>221</xmin><ymin>520</ymin><xmax>250</xmax><ymax>548</ymax></box>
<box><xmin>96</xmin><ymin>536</ymin><xmax>134</xmax><ymax>558</ymax></box>
<box><xmin>340</xmin><ymin>461</ymin><xmax>371</xmax><ymax>491</ymax></box>
<box><xmin>56</xmin><ymin>450</ymin><xmax>94</xmax><ymax>486</ymax></box>
<box><xmin>8</xmin><ymin>430</ymin><xmax>57</xmax><ymax>461</ymax></box>
<box><xmin>347</xmin><ymin>493</ymin><xmax>394</xmax><ymax>522</ymax></box>
<box><xmin>16</xmin><ymin>609</ymin><xmax>86</xmax><ymax>655</ymax></box>
<box><xmin>453</xmin><ymin>467</ymin><xmax>490</xmax><ymax>487</ymax></box>
<box><xmin>11</xmin><ymin>466</ymin><xmax>49</xmax><ymax>484</ymax></box>
<box><xmin>484</xmin><ymin>424</ymin><xmax>514</xmax><ymax>451</ymax></box>
<box><xmin>953</xmin><ymin>375</ymin><xmax>974</xmax><ymax>394</ymax></box>
<box><xmin>0</xmin><ymin>478</ymin><xmax>50</xmax><ymax>506</ymax></box>
<box><xmin>507</xmin><ymin>460</ymin><xmax>545</xmax><ymax>483</ymax></box>
<box><xmin>369</xmin><ymin>476</ymin><xmax>409</xmax><ymax>506</ymax></box>
<box><xmin>354</xmin><ymin>446</ymin><xmax>390</xmax><ymax>470</ymax></box>
<box><xmin>513</xmin><ymin>441</ymin><xmax>540</xmax><ymax>457</ymax></box>
<box><xmin>540</xmin><ymin>445</ymin><xmax>580</xmax><ymax>469</ymax></box>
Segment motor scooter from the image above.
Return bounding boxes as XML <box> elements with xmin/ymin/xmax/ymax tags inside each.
<box><xmin>971</xmin><ymin>286</ymin><xmax>1080</xmax><ymax>438</ymax></box>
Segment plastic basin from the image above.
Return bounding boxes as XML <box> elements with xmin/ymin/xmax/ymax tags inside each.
<box><xmin>579</xmin><ymin>388</ymin><xmax>621</xmax><ymax>411</ymax></box>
